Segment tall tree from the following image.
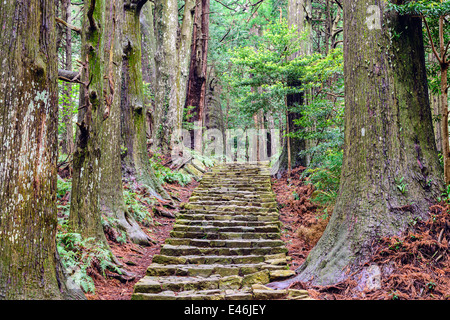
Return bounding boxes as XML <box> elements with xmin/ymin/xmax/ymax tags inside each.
<box><xmin>271</xmin><ymin>0</ymin><xmax>443</xmax><ymax>286</ymax></box>
<box><xmin>99</xmin><ymin>0</ymin><xmax>152</xmax><ymax>245</ymax></box>
<box><xmin>121</xmin><ymin>0</ymin><xmax>170</xmax><ymax>199</ymax></box>
<box><xmin>184</xmin><ymin>0</ymin><xmax>210</xmax><ymax>151</ymax></box>
<box><xmin>0</xmin><ymin>0</ymin><xmax>78</xmax><ymax>299</ymax></box>
<box><xmin>69</xmin><ymin>0</ymin><xmax>110</xmax><ymax>245</ymax></box>
<box><xmin>60</xmin><ymin>0</ymin><xmax>75</xmax><ymax>156</ymax></box>
<box><xmin>153</xmin><ymin>0</ymin><xmax>195</xmax><ymax>153</ymax></box>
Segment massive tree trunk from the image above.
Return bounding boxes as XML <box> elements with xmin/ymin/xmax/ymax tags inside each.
<box><xmin>184</xmin><ymin>0</ymin><xmax>210</xmax><ymax>151</ymax></box>
<box><xmin>152</xmin><ymin>0</ymin><xmax>195</xmax><ymax>154</ymax></box>
<box><xmin>121</xmin><ymin>0</ymin><xmax>170</xmax><ymax>199</ymax></box>
<box><xmin>140</xmin><ymin>1</ymin><xmax>157</xmax><ymax>139</ymax></box>
<box><xmin>152</xmin><ymin>0</ymin><xmax>178</xmax><ymax>154</ymax></box>
<box><xmin>277</xmin><ymin>0</ymin><xmax>443</xmax><ymax>286</ymax></box>
<box><xmin>0</xmin><ymin>0</ymin><xmax>80</xmax><ymax>299</ymax></box>
<box><xmin>61</xmin><ymin>0</ymin><xmax>75</xmax><ymax>156</ymax></box>
<box><xmin>99</xmin><ymin>0</ymin><xmax>151</xmax><ymax>245</ymax></box>
<box><xmin>69</xmin><ymin>0</ymin><xmax>110</xmax><ymax>246</ymax></box>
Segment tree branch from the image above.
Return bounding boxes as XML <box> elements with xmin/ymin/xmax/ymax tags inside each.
<box><xmin>55</xmin><ymin>17</ymin><xmax>81</xmax><ymax>33</ymax></box>
<box><xmin>58</xmin><ymin>69</ymin><xmax>82</xmax><ymax>83</ymax></box>
<box><xmin>423</xmin><ymin>15</ymin><xmax>443</xmax><ymax>64</ymax></box>
<box><xmin>87</xmin><ymin>0</ymin><xmax>97</xmax><ymax>30</ymax></box>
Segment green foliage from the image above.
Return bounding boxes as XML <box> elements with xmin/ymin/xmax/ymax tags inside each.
<box><xmin>228</xmin><ymin>19</ymin><xmax>305</xmax><ymax>116</ymax></box>
<box><xmin>57</xmin><ymin>178</ymin><xmax>72</xmax><ymax>199</ymax></box>
<box><xmin>304</xmin><ymin>149</ymin><xmax>343</xmax><ymax>205</ymax></box>
<box><xmin>150</xmin><ymin>154</ymin><xmax>193</xmax><ymax>186</ymax></box>
<box><xmin>387</xmin><ymin>0</ymin><xmax>450</xmax><ymax>17</ymax></box>
<box><xmin>123</xmin><ymin>189</ymin><xmax>156</xmax><ymax>226</ymax></box>
<box><xmin>56</xmin><ymin>228</ymin><xmax>117</xmax><ymax>294</ymax></box>
<box><xmin>395</xmin><ymin>176</ymin><xmax>408</xmax><ymax>195</ymax></box>
<box><xmin>437</xmin><ymin>183</ymin><xmax>450</xmax><ymax>203</ymax></box>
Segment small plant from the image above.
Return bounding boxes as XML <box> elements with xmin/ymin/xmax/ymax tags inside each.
<box><xmin>395</xmin><ymin>176</ymin><xmax>408</xmax><ymax>194</ymax></box>
<box><xmin>426</xmin><ymin>281</ymin><xmax>437</xmax><ymax>291</ymax></box>
<box><xmin>389</xmin><ymin>238</ymin><xmax>404</xmax><ymax>251</ymax></box>
<box><xmin>123</xmin><ymin>189</ymin><xmax>154</xmax><ymax>226</ymax></box>
<box><xmin>389</xmin><ymin>290</ymin><xmax>400</xmax><ymax>300</ymax></box>
<box><xmin>437</xmin><ymin>184</ymin><xmax>450</xmax><ymax>203</ymax></box>
<box><xmin>56</xmin><ymin>230</ymin><xmax>117</xmax><ymax>294</ymax></box>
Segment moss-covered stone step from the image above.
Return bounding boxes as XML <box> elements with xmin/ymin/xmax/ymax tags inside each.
<box><xmin>133</xmin><ymin>271</ymin><xmax>275</xmax><ymax>294</ymax></box>
<box><xmin>159</xmin><ymin>245</ymin><xmax>287</xmax><ymax>257</ymax></box>
<box><xmin>174</xmin><ymin>219</ymin><xmax>281</xmax><ymax>228</ymax></box>
<box><xmin>176</xmin><ymin>212</ymin><xmax>280</xmax><ymax>222</ymax></box>
<box><xmin>168</xmin><ymin>231</ymin><xmax>280</xmax><ymax>240</ymax></box>
<box><xmin>179</xmin><ymin>207</ymin><xmax>278</xmax><ymax>215</ymax></box>
<box><xmin>165</xmin><ymin>239</ymin><xmax>285</xmax><ymax>248</ymax></box>
<box><xmin>172</xmin><ymin>224</ymin><xmax>280</xmax><ymax>233</ymax></box>
<box><xmin>145</xmin><ymin>262</ymin><xmax>289</xmax><ymax>278</ymax></box>
<box><xmin>152</xmin><ymin>254</ymin><xmax>279</xmax><ymax>265</ymax></box>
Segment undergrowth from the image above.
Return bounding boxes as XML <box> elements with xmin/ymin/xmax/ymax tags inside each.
<box><xmin>150</xmin><ymin>153</ymin><xmax>193</xmax><ymax>186</ymax></box>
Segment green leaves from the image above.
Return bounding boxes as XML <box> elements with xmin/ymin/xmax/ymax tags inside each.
<box><xmin>387</xmin><ymin>0</ymin><xmax>450</xmax><ymax>17</ymax></box>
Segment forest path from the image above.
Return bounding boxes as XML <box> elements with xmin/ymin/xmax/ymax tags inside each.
<box><xmin>131</xmin><ymin>162</ymin><xmax>311</xmax><ymax>300</ymax></box>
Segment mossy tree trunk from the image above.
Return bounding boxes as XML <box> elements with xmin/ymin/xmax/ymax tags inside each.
<box><xmin>121</xmin><ymin>0</ymin><xmax>170</xmax><ymax>199</ymax></box>
<box><xmin>60</xmin><ymin>0</ymin><xmax>75</xmax><ymax>157</ymax></box>
<box><xmin>153</xmin><ymin>0</ymin><xmax>194</xmax><ymax>154</ymax></box>
<box><xmin>99</xmin><ymin>0</ymin><xmax>152</xmax><ymax>245</ymax></box>
<box><xmin>290</xmin><ymin>0</ymin><xmax>443</xmax><ymax>286</ymax></box>
<box><xmin>184</xmin><ymin>0</ymin><xmax>210</xmax><ymax>152</ymax></box>
<box><xmin>0</xmin><ymin>0</ymin><xmax>79</xmax><ymax>299</ymax></box>
<box><xmin>69</xmin><ymin>0</ymin><xmax>110</xmax><ymax>246</ymax></box>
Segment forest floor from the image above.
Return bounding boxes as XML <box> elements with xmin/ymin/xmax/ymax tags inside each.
<box><xmin>65</xmin><ymin>163</ymin><xmax>450</xmax><ymax>300</ymax></box>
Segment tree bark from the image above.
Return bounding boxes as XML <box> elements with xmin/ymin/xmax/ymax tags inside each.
<box><xmin>438</xmin><ymin>15</ymin><xmax>450</xmax><ymax>184</ymax></box>
<box><xmin>61</xmin><ymin>0</ymin><xmax>75</xmax><ymax>156</ymax></box>
<box><xmin>152</xmin><ymin>0</ymin><xmax>179</xmax><ymax>153</ymax></box>
<box><xmin>121</xmin><ymin>0</ymin><xmax>170</xmax><ymax>200</ymax></box>
<box><xmin>282</xmin><ymin>0</ymin><xmax>443</xmax><ymax>286</ymax></box>
<box><xmin>0</xmin><ymin>0</ymin><xmax>80</xmax><ymax>299</ymax></box>
<box><xmin>69</xmin><ymin>0</ymin><xmax>110</xmax><ymax>246</ymax></box>
<box><xmin>98</xmin><ymin>0</ymin><xmax>152</xmax><ymax>246</ymax></box>
<box><xmin>184</xmin><ymin>0</ymin><xmax>210</xmax><ymax>151</ymax></box>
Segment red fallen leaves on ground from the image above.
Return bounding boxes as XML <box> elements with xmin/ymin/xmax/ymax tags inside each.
<box><xmin>286</xmin><ymin>201</ymin><xmax>450</xmax><ymax>300</ymax></box>
<box><xmin>272</xmin><ymin>166</ymin><xmax>327</xmax><ymax>271</ymax></box>
<box><xmin>85</xmin><ymin>179</ymin><xmax>199</xmax><ymax>300</ymax></box>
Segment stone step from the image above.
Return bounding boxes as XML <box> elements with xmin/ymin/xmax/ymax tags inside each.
<box><xmin>133</xmin><ymin>271</ymin><xmax>275</xmax><ymax>294</ymax></box>
<box><xmin>159</xmin><ymin>244</ymin><xmax>287</xmax><ymax>256</ymax></box>
<box><xmin>181</xmin><ymin>204</ymin><xmax>278</xmax><ymax>213</ymax></box>
<box><xmin>172</xmin><ymin>224</ymin><xmax>280</xmax><ymax>233</ymax></box>
<box><xmin>168</xmin><ymin>231</ymin><xmax>280</xmax><ymax>240</ymax></box>
<box><xmin>189</xmin><ymin>195</ymin><xmax>277</xmax><ymax>203</ymax></box>
<box><xmin>132</xmin><ymin>289</ymin><xmax>253</xmax><ymax>300</ymax></box>
<box><xmin>176</xmin><ymin>212</ymin><xmax>279</xmax><ymax>222</ymax></box>
<box><xmin>174</xmin><ymin>219</ymin><xmax>281</xmax><ymax>228</ymax></box>
<box><xmin>146</xmin><ymin>262</ymin><xmax>288</xmax><ymax>278</ymax></box>
<box><xmin>152</xmin><ymin>254</ymin><xmax>280</xmax><ymax>265</ymax></box>
<box><xmin>132</xmin><ymin>286</ymin><xmax>310</xmax><ymax>301</ymax></box>
<box><xmin>165</xmin><ymin>239</ymin><xmax>285</xmax><ymax>248</ymax></box>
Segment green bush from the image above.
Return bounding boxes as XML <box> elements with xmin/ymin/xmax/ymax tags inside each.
<box><xmin>303</xmin><ymin>149</ymin><xmax>343</xmax><ymax>205</ymax></box>
<box><xmin>150</xmin><ymin>154</ymin><xmax>193</xmax><ymax>186</ymax></box>
<box><xmin>123</xmin><ymin>189</ymin><xmax>155</xmax><ymax>226</ymax></box>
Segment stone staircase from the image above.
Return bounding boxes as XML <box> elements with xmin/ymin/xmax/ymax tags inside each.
<box><xmin>131</xmin><ymin>162</ymin><xmax>309</xmax><ymax>300</ymax></box>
